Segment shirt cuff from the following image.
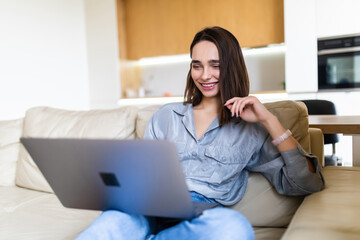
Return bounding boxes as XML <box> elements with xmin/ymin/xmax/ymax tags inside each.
<box><xmin>281</xmin><ymin>144</ymin><xmax>322</xmax><ymax>173</ymax></box>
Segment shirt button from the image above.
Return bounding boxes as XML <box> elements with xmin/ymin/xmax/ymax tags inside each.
<box><xmin>192</xmin><ymin>151</ymin><xmax>197</xmax><ymax>156</ymax></box>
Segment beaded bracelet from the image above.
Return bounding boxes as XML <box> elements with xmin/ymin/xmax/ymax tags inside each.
<box><xmin>272</xmin><ymin>129</ymin><xmax>292</xmax><ymax>146</ymax></box>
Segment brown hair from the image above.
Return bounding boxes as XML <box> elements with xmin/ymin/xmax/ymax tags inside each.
<box><xmin>184</xmin><ymin>26</ymin><xmax>249</xmax><ymax>125</ymax></box>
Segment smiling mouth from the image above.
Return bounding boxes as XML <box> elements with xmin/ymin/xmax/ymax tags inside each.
<box><xmin>201</xmin><ymin>82</ymin><xmax>218</xmax><ymax>87</ymax></box>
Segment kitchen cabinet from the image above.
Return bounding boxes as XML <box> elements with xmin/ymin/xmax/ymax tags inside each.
<box><xmin>118</xmin><ymin>0</ymin><xmax>284</xmax><ymax>60</ymax></box>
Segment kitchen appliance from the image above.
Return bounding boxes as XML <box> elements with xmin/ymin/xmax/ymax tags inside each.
<box><xmin>318</xmin><ymin>34</ymin><xmax>360</xmax><ymax>90</ymax></box>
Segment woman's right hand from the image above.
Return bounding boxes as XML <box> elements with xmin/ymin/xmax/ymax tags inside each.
<box><xmin>224</xmin><ymin>96</ymin><xmax>274</xmax><ymax>124</ymax></box>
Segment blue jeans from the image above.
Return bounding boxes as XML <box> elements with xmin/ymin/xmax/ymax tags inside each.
<box><xmin>76</xmin><ymin>192</ymin><xmax>254</xmax><ymax>240</ymax></box>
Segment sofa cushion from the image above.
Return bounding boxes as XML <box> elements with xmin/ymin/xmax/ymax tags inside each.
<box><xmin>136</xmin><ymin>105</ymin><xmax>162</xmax><ymax>139</ymax></box>
<box><xmin>0</xmin><ymin>186</ymin><xmax>100</xmax><ymax>240</ymax></box>
<box><xmin>228</xmin><ymin>173</ymin><xmax>303</xmax><ymax>227</ymax></box>
<box><xmin>264</xmin><ymin>101</ymin><xmax>310</xmax><ymax>153</ymax></box>
<box><xmin>16</xmin><ymin>106</ymin><xmax>138</xmax><ymax>193</ymax></box>
<box><xmin>253</xmin><ymin>227</ymin><xmax>286</xmax><ymax>240</ymax></box>
<box><xmin>0</xmin><ymin>186</ymin><xmax>49</xmax><ymax>213</ymax></box>
<box><xmin>0</xmin><ymin>119</ymin><xmax>23</xmax><ymax>186</ymax></box>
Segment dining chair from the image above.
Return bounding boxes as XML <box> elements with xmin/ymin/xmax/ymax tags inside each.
<box><xmin>298</xmin><ymin>99</ymin><xmax>340</xmax><ymax>166</ymax></box>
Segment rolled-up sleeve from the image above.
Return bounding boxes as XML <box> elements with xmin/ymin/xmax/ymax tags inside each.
<box><xmin>246</xmin><ymin>136</ymin><xmax>325</xmax><ymax>196</ymax></box>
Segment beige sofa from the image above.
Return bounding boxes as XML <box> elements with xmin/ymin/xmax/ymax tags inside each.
<box><xmin>0</xmin><ymin>100</ymin><xmax>359</xmax><ymax>240</ymax></box>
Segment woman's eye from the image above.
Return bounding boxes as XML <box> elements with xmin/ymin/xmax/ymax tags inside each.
<box><xmin>192</xmin><ymin>65</ymin><xmax>201</xmax><ymax>69</ymax></box>
<box><xmin>212</xmin><ymin>65</ymin><xmax>220</xmax><ymax>68</ymax></box>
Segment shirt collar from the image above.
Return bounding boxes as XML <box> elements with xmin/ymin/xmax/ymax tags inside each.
<box><xmin>172</xmin><ymin>103</ymin><xmax>191</xmax><ymax>116</ymax></box>
<box><xmin>173</xmin><ymin>103</ymin><xmax>220</xmax><ymax>141</ymax></box>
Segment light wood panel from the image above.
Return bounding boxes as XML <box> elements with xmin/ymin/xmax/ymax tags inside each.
<box><xmin>122</xmin><ymin>0</ymin><xmax>284</xmax><ymax>59</ymax></box>
<box><xmin>117</xmin><ymin>0</ymin><xmax>142</xmax><ymax>97</ymax></box>
<box><xmin>309</xmin><ymin>115</ymin><xmax>360</xmax><ymax>134</ymax></box>
<box><xmin>116</xmin><ymin>0</ymin><xmax>127</xmax><ymax>59</ymax></box>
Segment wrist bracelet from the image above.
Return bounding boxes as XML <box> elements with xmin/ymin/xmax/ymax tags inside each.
<box><xmin>272</xmin><ymin>129</ymin><xmax>292</xmax><ymax>146</ymax></box>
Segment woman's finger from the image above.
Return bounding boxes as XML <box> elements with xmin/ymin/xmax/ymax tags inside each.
<box><xmin>236</xmin><ymin>98</ymin><xmax>247</xmax><ymax>117</ymax></box>
<box><xmin>224</xmin><ymin>97</ymin><xmax>241</xmax><ymax>106</ymax></box>
<box><xmin>225</xmin><ymin>104</ymin><xmax>232</xmax><ymax>110</ymax></box>
<box><xmin>231</xmin><ymin>99</ymin><xmax>241</xmax><ymax>117</ymax></box>
<box><xmin>234</xmin><ymin>99</ymin><xmax>242</xmax><ymax>117</ymax></box>
<box><xmin>239</xmin><ymin>98</ymin><xmax>253</xmax><ymax>115</ymax></box>
<box><xmin>230</xmin><ymin>100</ymin><xmax>238</xmax><ymax>117</ymax></box>
<box><xmin>224</xmin><ymin>98</ymin><xmax>234</xmax><ymax>106</ymax></box>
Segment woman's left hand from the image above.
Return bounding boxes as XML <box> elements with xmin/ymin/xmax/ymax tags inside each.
<box><xmin>224</xmin><ymin>96</ymin><xmax>273</xmax><ymax>123</ymax></box>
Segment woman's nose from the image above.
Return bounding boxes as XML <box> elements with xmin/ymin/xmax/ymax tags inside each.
<box><xmin>201</xmin><ymin>67</ymin><xmax>211</xmax><ymax>80</ymax></box>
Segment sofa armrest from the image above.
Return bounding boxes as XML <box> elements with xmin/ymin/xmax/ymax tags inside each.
<box><xmin>282</xmin><ymin>167</ymin><xmax>360</xmax><ymax>240</ymax></box>
<box><xmin>309</xmin><ymin>128</ymin><xmax>324</xmax><ymax>167</ymax></box>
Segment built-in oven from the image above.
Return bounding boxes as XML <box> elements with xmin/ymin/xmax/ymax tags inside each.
<box><xmin>318</xmin><ymin>34</ymin><xmax>360</xmax><ymax>90</ymax></box>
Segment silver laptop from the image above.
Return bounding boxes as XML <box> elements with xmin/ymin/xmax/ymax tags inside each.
<box><xmin>20</xmin><ymin>138</ymin><xmax>218</xmax><ymax>219</ymax></box>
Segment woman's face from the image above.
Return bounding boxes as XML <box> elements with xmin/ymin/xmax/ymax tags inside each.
<box><xmin>191</xmin><ymin>40</ymin><xmax>220</xmax><ymax>100</ymax></box>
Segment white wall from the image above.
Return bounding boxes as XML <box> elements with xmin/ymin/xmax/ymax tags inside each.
<box><xmin>141</xmin><ymin>60</ymin><xmax>189</xmax><ymax>97</ymax></box>
<box><xmin>0</xmin><ymin>0</ymin><xmax>119</xmax><ymax>120</ymax></box>
<box><xmin>244</xmin><ymin>47</ymin><xmax>285</xmax><ymax>93</ymax></box>
<box><xmin>0</xmin><ymin>0</ymin><xmax>89</xmax><ymax>120</ymax></box>
<box><xmin>284</xmin><ymin>0</ymin><xmax>318</xmax><ymax>92</ymax></box>
<box><xmin>84</xmin><ymin>0</ymin><xmax>120</xmax><ymax>109</ymax></box>
<box><xmin>140</xmin><ymin>46</ymin><xmax>286</xmax><ymax>97</ymax></box>
<box><xmin>316</xmin><ymin>0</ymin><xmax>360</xmax><ymax>38</ymax></box>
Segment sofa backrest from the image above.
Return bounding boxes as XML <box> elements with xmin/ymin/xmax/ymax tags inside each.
<box><xmin>264</xmin><ymin>101</ymin><xmax>310</xmax><ymax>153</ymax></box>
<box><xmin>15</xmin><ymin>106</ymin><xmax>138</xmax><ymax>193</ymax></box>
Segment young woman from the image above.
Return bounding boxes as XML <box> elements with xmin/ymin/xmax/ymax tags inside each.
<box><xmin>76</xmin><ymin>26</ymin><xmax>324</xmax><ymax>240</ymax></box>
